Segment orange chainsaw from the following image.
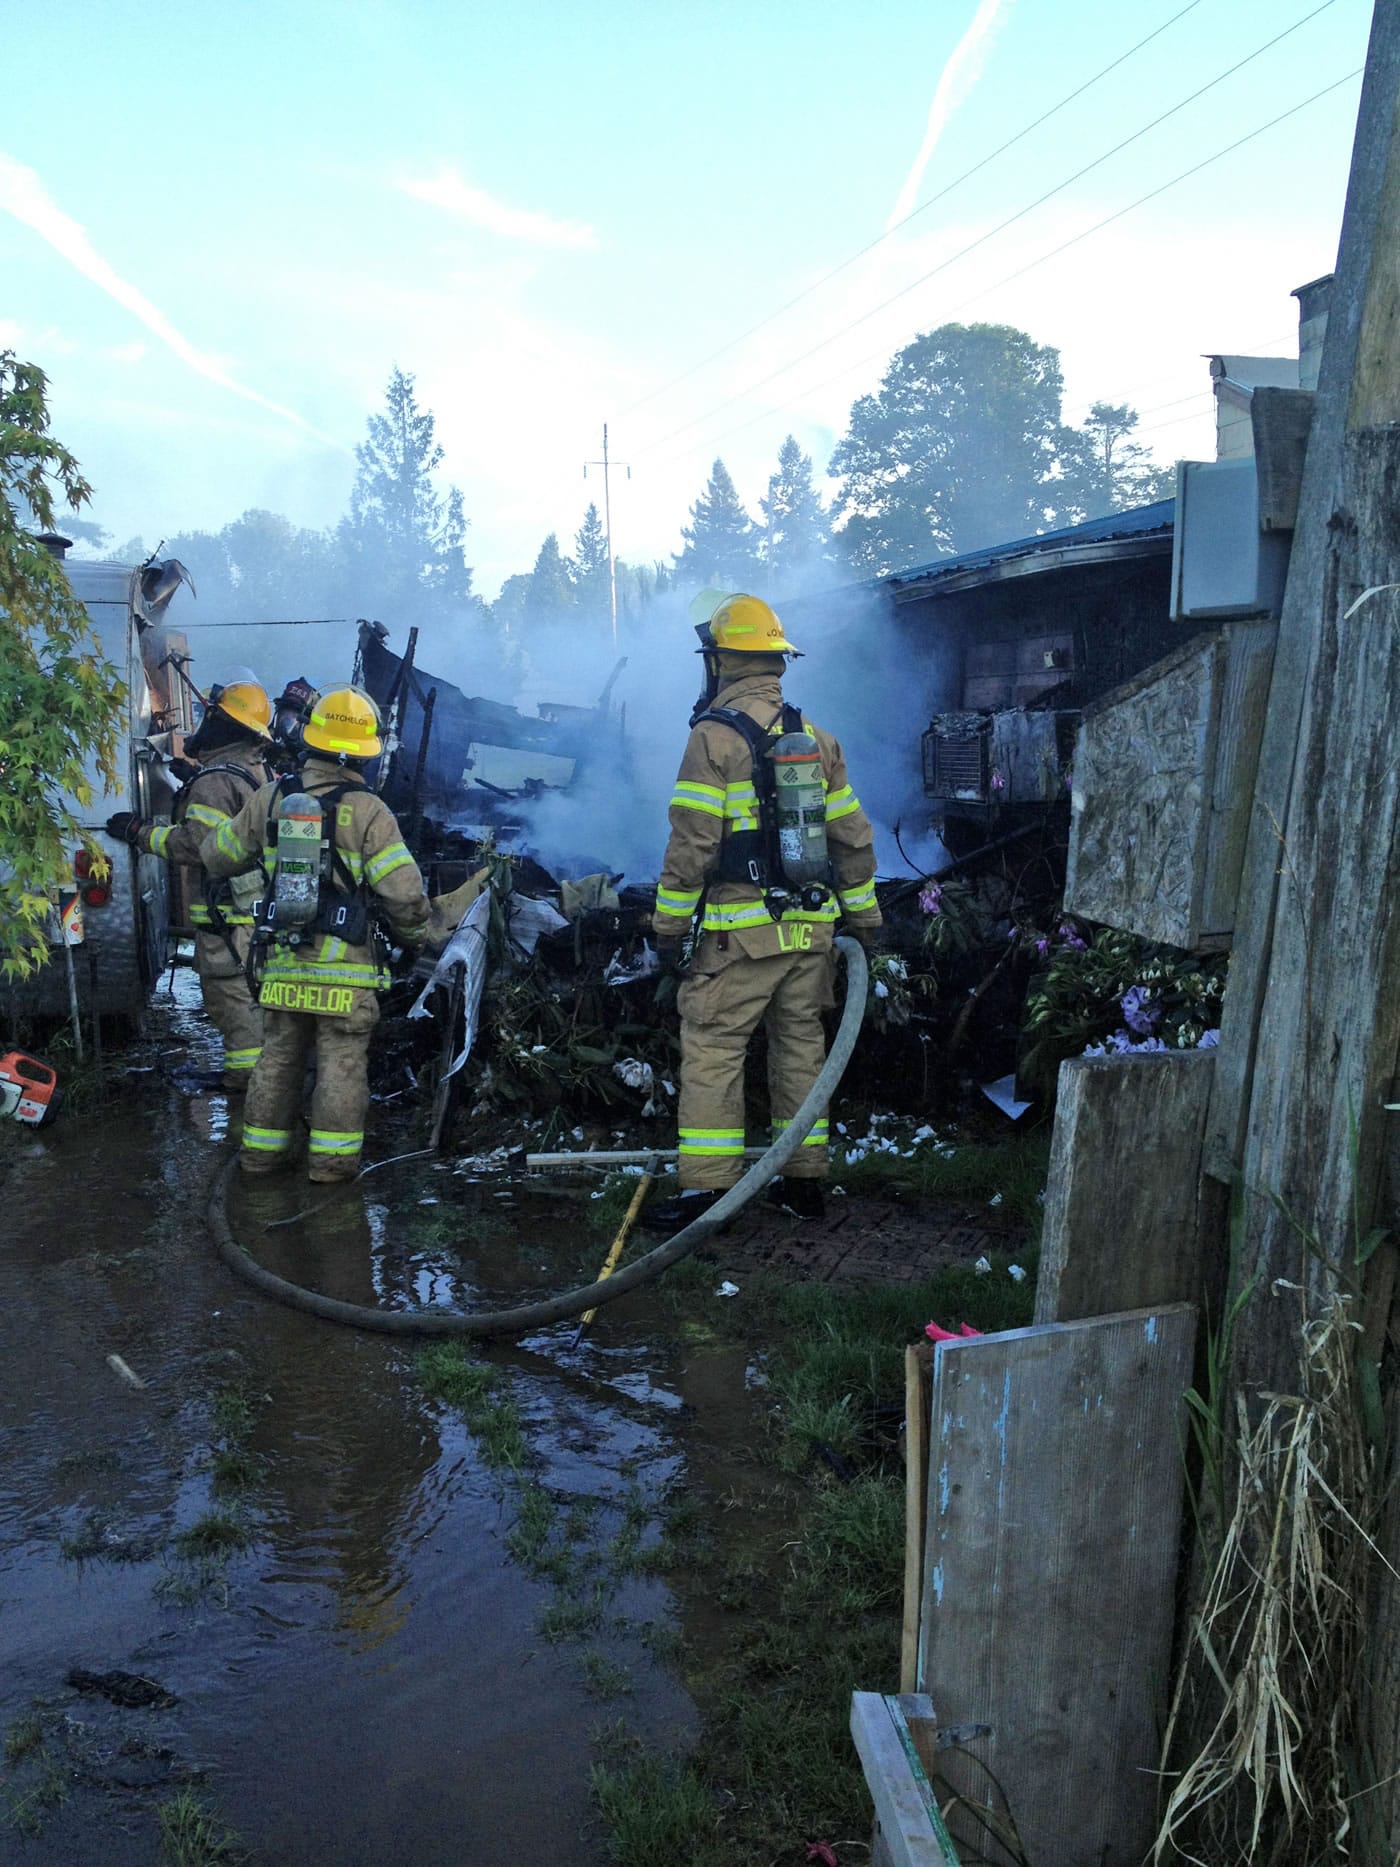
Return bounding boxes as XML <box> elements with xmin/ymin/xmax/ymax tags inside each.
<box><xmin>0</xmin><ymin>1052</ymin><xmax>61</xmax><ymax>1126</ymax></box>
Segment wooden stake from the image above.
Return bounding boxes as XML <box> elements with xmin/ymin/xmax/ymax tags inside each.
<box><xmin>570</xmin><ymin>1153</ymin><xmax>661</xmax><ymax>1345</ymax></box>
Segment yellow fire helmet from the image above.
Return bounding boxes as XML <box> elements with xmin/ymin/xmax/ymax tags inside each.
<box><xmin>694</xmin><ymin>592</ymin><xmax>800</xmax><ymax>656</ymax></box>
<box><xmin>303</xmin><ymin>685</ymin><xmax>384</xmax><ymax>760</ymax></box>
<box><xmin>209</xmin><ymin>679</ymin><xmax>274</xmax><ymax>738</ymax></box>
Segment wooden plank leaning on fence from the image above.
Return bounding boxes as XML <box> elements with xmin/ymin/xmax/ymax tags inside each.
<box><xmin>917</xmin><ymin>1307</ymin><xmax>1196</xmax><ymax>1867</ymax></box>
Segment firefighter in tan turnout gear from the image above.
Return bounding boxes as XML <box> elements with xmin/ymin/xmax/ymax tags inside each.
<box><xmin>107</xmin><ymin>678</ymin><xmax>274</xmax><ymax>1092</ymax></box>
<box><xmin>646</xmin><ymin>593</ymin><xmax>881</xmax><ymax>1229</ymax></box>
<box><xmin>204</xmin><ymin>686</ymin><xmax>430</xmax><ymax>1182</ymax></box>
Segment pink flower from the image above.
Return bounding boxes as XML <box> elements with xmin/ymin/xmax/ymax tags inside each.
<box><xmin>918</xmin><ymin>883</ymin><xmax>943</xmax><ymax>915</ymax></box>
<box><xmin>989</xmin><ymin>768</ymin><xmax>1006</xmax><ymax>792</ymax></box>
<box><xmin>806</xmin><ymin>1847</ymin><xmax>839</xmax><ymax>1866</ymax></box>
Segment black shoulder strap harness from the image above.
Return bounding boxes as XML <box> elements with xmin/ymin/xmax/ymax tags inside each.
<box><xmin>691</xmin><ymin>703</ymin><xmax>829</xmax><ymax>916</ymax></box>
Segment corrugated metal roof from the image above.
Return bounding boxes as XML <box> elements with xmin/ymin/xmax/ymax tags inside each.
<box><xmin>885</xmin><ymin>497</ymin><xmax>1176</xmax><ymax>594</ymax></box>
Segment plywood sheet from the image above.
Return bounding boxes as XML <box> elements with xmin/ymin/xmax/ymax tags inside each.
<box><xmin>1035</xmin><ymin>1051</ymin><xmax>1214</xmax><ymax>1326</ymax></box>
<box><xmin>918</xmin><ymin>1306</ymin><xmax>1195</xmax><ymax>1867</ymax></box>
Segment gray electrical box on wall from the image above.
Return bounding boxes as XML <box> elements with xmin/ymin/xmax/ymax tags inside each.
<box><xmin>1170</xmin><ymin>457</ymin><xmax>1291</xmax><ymax>620</ymax></box>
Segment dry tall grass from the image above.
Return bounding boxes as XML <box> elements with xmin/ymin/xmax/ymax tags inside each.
<box><xmin>1154</xmin><ymin>1288</ymin><xmax>1391</xmax><ymax>1865</ymax></box>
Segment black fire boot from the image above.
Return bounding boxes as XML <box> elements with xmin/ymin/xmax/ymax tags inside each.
<box><xmin>768</xmin><ymin>1178</ymin><xmax>826</xmax><ymax>1221</ymax></box>
<box><xmin>641</xmin><ymin>1187</ymin><xmax>731</xmax><ymax>1233</ymax></box>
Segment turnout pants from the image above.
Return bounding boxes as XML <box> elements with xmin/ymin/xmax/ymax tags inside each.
<box><xmin>676</xmin><ymin>940</ymin><xmax>835</xmax><ymax>1190</ymax></box>
<box><xmin>239</xmin><ymin>989</ymin><xmax>379</xmax><ymax>1182</ymax></box>
<box><xmin>194</xmin><ymin>928</ymin><xmax>263</xmax><ymax>1091</ymax></box>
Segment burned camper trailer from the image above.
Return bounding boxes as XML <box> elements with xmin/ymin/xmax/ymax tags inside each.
<box><xmin>356</xmin><ymin>622</ymin><xmax>618</xmax><ymax>837</ymax></box>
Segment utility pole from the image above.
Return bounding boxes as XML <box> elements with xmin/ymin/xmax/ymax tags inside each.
<box><xmin>584</xmin><ymin>423</ymin><xmax>630</xmax><ymax>645</ymax></box>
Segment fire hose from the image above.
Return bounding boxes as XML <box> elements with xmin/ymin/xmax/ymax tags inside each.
<box><xmin>206</xmin><ymin>936</ymin><xmax>868</xmax><ymax>1339</ymax></box>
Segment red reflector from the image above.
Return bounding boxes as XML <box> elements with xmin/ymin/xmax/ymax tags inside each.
<box><xmin>82</xmin><ymin>884</ymin><xmax>112</xmax><ymax>908</ymax></box>
<box><xmin>74</xmin><ymin>848</ymin><xmax>92</xmax><ymax>880</ymax></box>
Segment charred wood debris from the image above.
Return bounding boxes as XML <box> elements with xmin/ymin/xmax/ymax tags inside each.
<box><xmin>369</xmin><ymin>806</ymin><xmax>1073</xmax><ymax>1145</ymax></box>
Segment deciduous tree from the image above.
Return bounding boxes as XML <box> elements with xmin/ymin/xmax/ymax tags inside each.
<box><xmin>0</xmin><ymin>354</ymin><xmax>126</xmax><ymax>977</ymax></box>
<box><xmin>829</xmin><ymin>322</ymin><xmax>1070</xmax><ymax>573</ymax></box>
<box><xmin>1059</xmin><ymin>402</ymin><xmax>1174</xmax><ymax>520</ymax></box>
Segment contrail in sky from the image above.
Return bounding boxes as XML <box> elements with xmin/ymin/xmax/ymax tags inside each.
<box><xmin>0</xmin><ymin>153</ymin><xmax>334</xmax><ymax>444</ymax></box>
<box><xmin>886</xmin><ymin>0</ymin><xmax>1015</xmax><ymax>232</ymax></box>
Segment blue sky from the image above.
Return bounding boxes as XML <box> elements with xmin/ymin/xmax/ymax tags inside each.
<box><xmin>2</xmin><ymin>0</ymin><xmax>1375</xmax><ymax>596</ymax></box>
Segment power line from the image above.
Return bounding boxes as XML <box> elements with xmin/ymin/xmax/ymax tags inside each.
<box><xmin>618</xmin><ymin>0</ymin><xmax>1209</xmax><ymax>422</ymax></box>
<box><xmin>632</xmin><ymin>0</ymin><xmax>1338</xmax><ymax>463</ymax></box>
<box><xmin>650</xmin><ymin>67</ymin><xmax>1360</xmax><ymax>473</ymax></box>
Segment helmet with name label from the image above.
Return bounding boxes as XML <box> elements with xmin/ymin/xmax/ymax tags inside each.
<box><xmin>692</xmin><ymin>591</ymin><xmax>800</xmax><ymax>656</ymax></box>
<box><xmin>303</xmin><ymin>686</ymin><xmax>383</xmax><ymax>760</ymax></box>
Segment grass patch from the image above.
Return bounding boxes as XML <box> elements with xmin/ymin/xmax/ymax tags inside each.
<box><xmin>417</xmin><ymin>1344</ymin><xmax>527</xmax><ymax>1470</ymax></box>
<box><xmin>209</xmin><ymin>1386</ymin><xmax>255</xmax><ymax>1441</ymax></box>
<box><xmin>208</xmin><ymin>1447</ymin><xmax>262</xmax><ymax>1494</ymax></box>
<box><xmin>153</xmin><ymin>1560</ymin><xmax>230</xmax><ymax>1608</ymax></box>
<box><xmin>3</xmin><ymin>1716</ymin><xmax>42</xmax><ymax>1765</ymax></box>
<box><xmin>580</xmin><ymin>1650</ymin><xmax>634</xmax><ymax>1700</ymax></box>
<box><xmin>538</xmin><ymin>1581</ymin><xmax>610</xmax><ymax>1644</ymax></box>
<box><xmin>594</xmin><ymin>1236</ymin><xmax>1037</xmax><ymax>1863</ymax></box>
<box><xmin>173</xmin><ymin>1509</ymin><xmax>254</xmax><ymax>1559</ymax></box>
<box><xmin>591</xmin><ymin>1755</ymin><xmax>722</xmax><ymax>1867</ymax></box>
<box><xmin>585</xmin><ymin>1170</ymin><xmax>662</xmax><ymax>1239</ymax></box>
<box><xmin>4</xmin><ymin>1756</ymin><xmax>68</xmax><ymax>1839</ymax></box>
<box><xmin>59</xmin><ymin>1510</ymin><xmax>155</xmax><ymax>1563</ymax></box>
<box><xmin>835</xmin><ymin>1127</ymin><xmax>1049</xmax><ymax>1231</ymax></box>
<box><xmin>157</xmin><ymin>1789</ymin><xmax>247</xmax><ymax>1865</ymax></box>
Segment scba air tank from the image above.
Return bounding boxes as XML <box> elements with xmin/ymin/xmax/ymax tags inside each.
<box><xmin>768</xmin><ymin>730</ymin><xmax>830</xmax><ymax>890</ymax></box>
<box><xmin>274</xmin><ymin>794</ymin><xmax>324</xmax><ymax>932</ymax></box>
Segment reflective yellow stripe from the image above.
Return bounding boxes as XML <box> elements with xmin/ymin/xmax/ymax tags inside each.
<box><xmin>655</xmin><ymin>886</ymin><xmax>701</xmax><ymax>914</ymax></box>
<box><xmin>678</xmin><ymin>1130</ymin><xmax>745</xmax><ymax>1154</ymax></box>
<box><xmin>365</xmin><ymin>842</ymin><xmax>412</xmax><ymax>886</ymax></box>
<box><xmin>224</xmin><ymin>1047</ymin><xmax>262</xmax><ymax>1071</ymax></box>
<box><xmin>774</xmin><ymin>1118</ymin><xmax>829</xmax><ymax>1146</ymax></box>
<box><xmin>701</xmin><ymin>902</ymin><xmax>774</xmax><ymax>930</ymax></box>
<box><xmin>308</xmin><ymin>1129</ymin><xmax>364</xmax><ymax>1155</ymax></box>
<box><xmin>215</xmin><ymin>820</ymin><xmax>246</xmax><ymax>861</ymax></box>
<box><xmin>320</xmin><ymin>937</ymin><xmax>349</xmax><ymax>963</ymax></box>
<box><xmin>840</xmin><ymin>882</ymin><xmax>878</xmax><ymax>913</ymax></box>
<box><xmin>186</xmin><ymin>802</ymin><xmax>228</xmax><ymax>829</ymax></box>
<box><xmin>189</xmin><ymin>904</ymin><xmax>212</xmax><ymax>926</ymax></box>
<box><xmin>826</xmin><ymin>786</ymin><xmax>861</xmax><ymax>822</ymax></box>
<box><xmin>243</xmin><ymin>1125</ymin><xmax>293</xmax><ymax>1152</ymax></box>
<box><xmin>671</xmin><ymin>785</ymin><xmax>724</xmax><ymax>818</ymax></box>
<box><xmin>149</xmin><ymin>823</ymin><xmax>175</xmax><ymax>858</ymax></box>
<box><xmin>261</xmin><ymin>957</ymin><xmax>382</xmax><ymax>988</ymax></box>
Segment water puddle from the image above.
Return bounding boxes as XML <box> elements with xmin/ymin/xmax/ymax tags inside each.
<box><xmin>0</xmin><ymin>976</ymin><xmax>746</xmax><ymax>1863</ymax></box>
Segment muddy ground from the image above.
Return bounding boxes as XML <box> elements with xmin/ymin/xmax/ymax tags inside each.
<box><xmin>1</xmin><ymin>973</ymin><xmax>1033</xmax><ymax>1865</ymax></box>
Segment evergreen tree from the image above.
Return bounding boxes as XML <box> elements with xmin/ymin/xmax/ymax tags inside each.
<box><xmin>674</xmin><ymin>458</ymin><xmax>758</xmax><ymax>588</ymax></box>
<box><xmin>1060</xmin><ymin>402</ymin><xmax>1174</xmax><ymax>520</ymax></box>
<box><xmin>573</xmin><ymin>501</ymin><xmax>611</xmax><ymax>622</ymax></box>
<box><xmin>527</xmin><ymin>532</ymin><xmax>576</xmax><ymax>616</ymax></box>
<box><xmin>830</xmin><ymin>323</ymin><xmax>1071</xmax><ymax>574</ymax></box>
<box><xmin>758</xmin><ymin>435</ymin><xmax>828</xmax><ymax>589</ymax></box>
<box><xmin>338</xmin><ymin>366</ymin><xmax>475</xmax><ymax>621</ymax></box>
